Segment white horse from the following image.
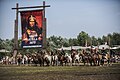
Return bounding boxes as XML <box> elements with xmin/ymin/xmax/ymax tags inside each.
<box><xmin>44</xmin><ymin>53</ymin><xmax>52</xmax><ymax>66</ymax></box>
<box><xmin>66</xmin><ymin>55</ymin><xmax>72</xmax><ymax>66</ymax></box>
<box><xmin>22</xmin><ymin>55</ymin><xmax>28</xmax><ymax>64</ymax></box>
<box><xmin>51</xmin><ymin>55</ymin><xmax>58</xmax><ymax>66</ymax></box>
<box><xmin>74</xmin><ymin>54</ymin><xmax>80</xmax><ymax>66</ymax></box>
<box><xmin>64</xmin><ymin>53</ymin><xmax>72</xmax><ymax>66</ymax></box>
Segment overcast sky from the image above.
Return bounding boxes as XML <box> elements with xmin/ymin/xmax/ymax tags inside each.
<box><xmin>0</xmin><ymin>0</ymin><xmax>120</xmax><ymax>39</ymax></box>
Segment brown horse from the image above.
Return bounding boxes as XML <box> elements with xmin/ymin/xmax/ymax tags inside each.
<box><xmin>30</xmin><ymin>51</ymin><xmax>45</xmax><ymax>66</ymax></box>
<box><xmin>80</xmin><ymin>49</ymin><xmax>100</xmax><ymax>66</ymax></box>
<box><xmin>89</xmin><ymin>48</ymin><xmax>101</xmax><ymax>66</ymax></box>
<box><xmin>37</xmin><ymin>52</ymin><xmax>44</xmax><ymax>66</ymax></box>
<box><xmin>31</xmin><ymin>53</ymin><xmax>38</xmax><ymax>66</ymax></box>
<box><xmin>80</xmin><ymin>50</ymin><xmax>90</xmax><ymax>66</ymax></box>
<box><xmin>57</xmin><ymin>54</ymin><xmax>66</xmax><ymax>66</ymax></box>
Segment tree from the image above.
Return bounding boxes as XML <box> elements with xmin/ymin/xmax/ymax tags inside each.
<box><xmin>0</xmin><ymin>38</ymin><xmax>4</xmax><ymax>49</ymax></box>
<box><xmin>47</xmin><ymin>35</ymin><xmax>64</xmax><ymax>48</ymax></box>
<box><xmin>72</xmin><ymin>38</ymin><xmax>79</xmax><ymax>46</ymax></box>
<box><xmin>102</xmin><ymin>35</ymin><xmax>108</xmax><ymax>44</ymax></box>
<box><xmin>62</xmin><ymin>38</ymin><xmax>69</xmax><ymax>47</ymax></box>
<box><xmin>68</xmin><ymin>38</ymin><xmax>78</xmax><ymax>46</ymax></box>
<box><xmin>77</xmin><ymin>31</ymin><xmax>90</xmax><ymax>46</ymax></box>
<box><xmin>69</xmin><ymin>38</ymin><xmax>73</xmax><ymax>46</ymax></box>
<box><xmin>18</xmin><ymin>39</ymin><xmax>22</xmax><ymax>49</ymax></box>
<box><xmin>91</xmin><ymin>36</ymin><xmax>98</xmax><ymax>46</ymax></box>
<box><xmin>107</xmin><ymin>33</ymin><xmax>112</xmax><ymax>46</ymax></box>
<box><xmin>112</xmin><ymin>32</ymin><xmax>120</xmax><ymax>45</ymax></box>
<box><xmin>97</xmin><ymin>37</ymin><xmax>102</xmax><ymax>45</ymax></box>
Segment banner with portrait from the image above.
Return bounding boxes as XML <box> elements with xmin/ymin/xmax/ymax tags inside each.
<box><xmin>20</xmin><ymin>10</ymin><xmax>43</xmax><ymax>48</ymax></box>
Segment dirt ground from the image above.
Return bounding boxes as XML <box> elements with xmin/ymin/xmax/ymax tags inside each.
<box><xmin>0</xmin><ymin>63</ymin><xmax>120</xmax><ymax>80</ymax></box>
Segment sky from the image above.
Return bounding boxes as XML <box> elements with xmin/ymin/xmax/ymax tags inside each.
<box><xmin>0</xmin><ymin>0</ymin><xmax>120</xmax><ymax>40</ymax></box>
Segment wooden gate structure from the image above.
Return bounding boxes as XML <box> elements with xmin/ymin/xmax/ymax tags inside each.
<box><xmin>12</xmin><ymin>1</ymin><xmax>50</xmax><ymax>60</ymax></box>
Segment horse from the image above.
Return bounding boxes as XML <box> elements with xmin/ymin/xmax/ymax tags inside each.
<box><xmin>91</xmin><ymin>52</ymin><xmax>100</xmax><ymax>66</ymax></box>
<box><xmin>71</xmin><ymin>50</ymin><xmax>80</xmax><ymax>66</ymax></box>
<box><xmin>22</xmin><ymin>55</ymin><xmax>28</xmax><ymax>64</ymax></box>
<box><xmin>57</xmin><ymin>54</ymin><xmax>66</xmax><ymax>66</ymax></box>
<box><xmin>16</xmin><ymin>53</ymin><xmax>22</xmax><ymax>66</ymax></box>
<box><xmin>51</xmin><ymin>54</ymin><xmax>58</xmax><ymax>66</ymax></box>
<box><xmin>80</xmin><ymin>50</ymin><xmax>90</xmax><ymax>66</ymax></box>
<box><xmin>104</xmin><ymin>52</ymin><xmax>112</xmax><ymax>66</ymax></box>
<box><xmin>57</xmin><ymin>50</ymin><xmax>69</xmax><ymax>66</ymax></box>
<box><xmin>30</xmin><ymin>51</ymin><xmax>45</xmax><ymax>67</ymax></box>
<box><xmin>80</xmin><ymin>53</ymin><xmax>87</xmax><ymax>66</ymax></box>
<box><xmin>44</xmin><ymin>51</ymin><xmax>52</xmax><ymax>66</ymax></box>
<box><xmin>36</xmin><ymin>52</ymin><xmax>44</xmax><ymax>66</ymax></box>
<box><xmin>64</xmin><ymin>53</ymin><xmax>72</xmax><ymax>66</ymax></box>
<box><xmin>31</xmin><ymin>53</ymin><xmax>39</xmax><ymax>66</ymax></box>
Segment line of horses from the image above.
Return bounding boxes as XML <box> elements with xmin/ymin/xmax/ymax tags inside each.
<box><xmin>1</xmin><ymin>49</ymin><xmax>115</xmax><ymax>66</ymax></box>
<box><xmin>15</xmin><ymin>49</ymin><xmax>114</xmax><ymax>66</ymax></box>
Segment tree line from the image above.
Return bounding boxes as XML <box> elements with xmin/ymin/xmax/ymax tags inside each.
<box><xmin>0</xmin><ymin>31</ymin><xmax>120</xmax><ymax>52</ymax></box>
<box><xmin>48</xmin><ymin>31</ymin><xmax>120</xmax><ymax>48</ymax></box>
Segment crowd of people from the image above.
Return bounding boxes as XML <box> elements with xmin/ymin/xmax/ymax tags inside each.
<box><xmin>0</xmin><ymin>48</ymin><xmax>120</xmax><ymax>66</ymax></box>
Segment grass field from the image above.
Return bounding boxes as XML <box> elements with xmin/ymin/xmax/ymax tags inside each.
<box><xmin>0</xmin><ymin>63</ymin><xmax>120</xmax><ymax>80</ymax></box>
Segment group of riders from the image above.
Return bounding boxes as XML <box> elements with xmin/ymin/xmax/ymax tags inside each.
<box><xmin>1</xmin><ymin>47</ymin><xmax>117</xmax><ymax>66</ymax></box>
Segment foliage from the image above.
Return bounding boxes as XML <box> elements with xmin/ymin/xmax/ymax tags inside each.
<box><xmin>91</xmin><ymin>36</ymin><xmax>98</xmax><ymax>46</ymax></box>
<box><xmin>112</xmin><ymin>32</ymin><xmax>120</xmax><ymax>45</ymax></box>
<box><xmin>0</xmin><ymin>38</ymin><xmax>14</xmax><ymax>51</ymax></box>
<box><xmin>77</xmin><ymin>31</ymin><xmax>90</xmax><ymax>46</ymax></box>
<box><xmin>0</xmin><ymin>32</ymin><xmax>120</xmax><ymax>54</ymax></box>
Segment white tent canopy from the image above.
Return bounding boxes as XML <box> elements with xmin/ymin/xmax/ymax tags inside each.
<box><xmin>57</xmin><ymin>46</ymin><xmax>71</xmax><ymax>50</ymax></box>
<box><xmin>57</xmin><ymin>45</ymin><xmax>112</xmax><ymax>50</ymax></box>
<box><xmin>111</xmin><ymin>46</ymin><xmax>120</xmax><ymax>50</ymax></box>
<box><xmin>98</xmin><ymin>45</ymin><xmax>110</xmax><ymax>49</ymax></box>
<box><xmin>0</xmin><ymin>49</ymin><xmax>10</xmax><ymax>53</ymax></box>
<box><xmin>57</xmin><ymin>46</ymin><xmax>91</xmax><ymax>50</ymax></box>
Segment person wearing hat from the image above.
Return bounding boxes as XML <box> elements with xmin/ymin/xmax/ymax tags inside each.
<box><xmin>22</xmin><ymin>15</ymin><xmax>42</xmax><ymax>46</ymax></box>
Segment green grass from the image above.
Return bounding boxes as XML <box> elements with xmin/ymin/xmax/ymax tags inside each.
<box><xmin>0</xmin><ymin>63</ymin><xmax>120</xmax><ymax>80</ymax></box>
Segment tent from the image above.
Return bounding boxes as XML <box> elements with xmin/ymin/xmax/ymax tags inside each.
<box><xmin>98</xmin><ymin>45</ymin><xmax>110</xmax><ymax>49</ymax></box>
<box><xmin>57</xmin><ymin>46</ymin><xmax>71</xmax><ymax>50</ymax></box>
<box><xmin>0</xmin><ymin>49</ymin><xmax>10</xmax><ymax>53</ymax></box>
<box><xmin>57</xmin><ymin>46</ymin><xmax>91</xmax><ymax>50</ymax></box>
<box><xmin>111</xmin><ymin>46</ymin><xmax>120</xmax><ymax>50</ymax></box>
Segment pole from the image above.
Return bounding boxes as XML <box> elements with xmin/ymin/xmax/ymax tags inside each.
<box><xmin>109</xmin><ymin>37</ymin><xmax>111</xmax><ymax>55</ymax></box>
<box><xmin>13</xmin><ymin>3</ymin><xmax>18</xmax><ymax>64</ymax></box>
<box><xmin>42</xmin><ymin>1</ymin><xmax>46</xmax><ymax>49</ymax></box>
<box><xmin>43</xmin><ymin>1</ymin><xmax>45</xmax><ymax>18</ymax></box>
<box><xmin>14</xmin><ymin>3</ymin><xmax>18</xmax><ymax>50</ymax></box>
